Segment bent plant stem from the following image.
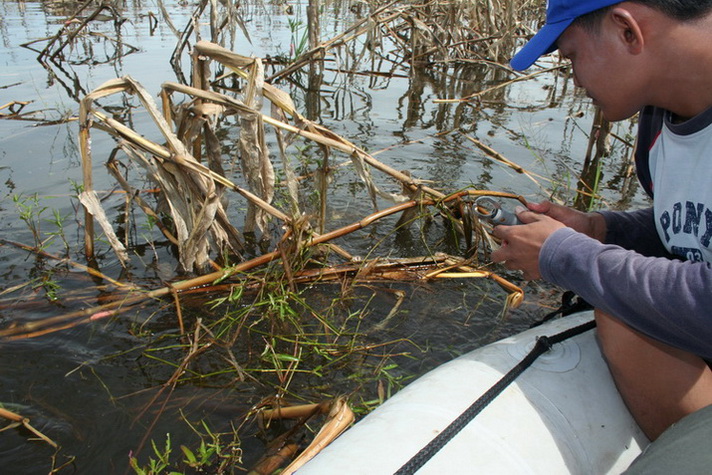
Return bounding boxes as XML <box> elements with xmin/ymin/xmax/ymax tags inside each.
<box><xmin>461</xmin><ymin>134</ymin><xmax>549</xmax><ymax>191</ymax></box>
<box><xmin>0</xmin><ymin>238</ymin><xmax>135</xmax><ymax>290</ymax></box>
<box><xmin>257</xmin><ymin>397</ymin><xmax>354</xmax><ymax>474</ymax></box>
<box><xmin>433</xmin><ymin>66</ymin><xmax>567</xmax><ymax>104</ymax></box>
<box><xmin>89</xmin><ymin>108</ymin><xmax>288</xmax><ymax>222</ymax></box>
<box><xmin>0</xmin><ymin>406</ymin><xmax>58</xmax><ymax>448</ymax></box>
<box><xmin>80</xmin><ymin>77</ymin><xmax>253</xmax><ymax>271</ymax></box>
<box><xmin>80</xmin><ymin>64</ymin><xmax>450</xmax><ymax>270</ymax></box>
<box><xmin>106</xmin><ymin>156</ymin><xmax>179</xmax><ymax>246</ymax></box>
<box><xmin>426</xmin><ymin>266</ymin><xmax>524</xmax><ymax>310</ymax></box>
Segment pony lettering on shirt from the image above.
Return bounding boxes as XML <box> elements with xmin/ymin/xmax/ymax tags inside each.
<box><xmin>648</xmin><ymin>109</ymin><xmax>712</xmax><ymax>263</ymax></box>
<box><xmin>657</xmin><ymin>202</ymin><xmax>712</xmax><ymax>261</ymax></box>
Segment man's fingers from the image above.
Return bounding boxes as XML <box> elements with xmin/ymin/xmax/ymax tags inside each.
<box><xmin>527</xmin><ymin>200</ymin><xmax>552</xmax><ymax>214</ymax></box>
<box><xmin>515</xmin><ymin>206</ymin><xmax>543</xmax><ymax>224</ymax></box>
<box><xmin>490</xmin><ymin>239</ymin><xmax>509</xmax><ymax>263</ymax></box>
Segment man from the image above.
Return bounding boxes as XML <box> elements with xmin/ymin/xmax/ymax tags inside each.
<box><xmin>492</xmin><ymin>0</ymin><xmax>712</xmax><ymax>449</ymax></box>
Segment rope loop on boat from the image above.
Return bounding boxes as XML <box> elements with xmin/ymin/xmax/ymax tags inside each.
<box><xmin>530</xmin><ymin>290</ymin><xmax>593</xmax><ymax>328</ymax></box>
<box><xmin>394</xmin><ymin>317</ymin><xmax>596</xmax><ymax>475</ymax></box>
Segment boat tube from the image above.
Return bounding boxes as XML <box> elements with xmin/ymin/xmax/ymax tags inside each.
<box><xmin>300</xmin><ymin>311</ymin><xmax>648</xmax><ymax>474</ymax></box>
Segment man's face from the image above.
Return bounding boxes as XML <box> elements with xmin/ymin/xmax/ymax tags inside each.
<box><xmin>557</xmin><ymin>22</ymin><xmax>644</xmax><ymax>121</ymax></box>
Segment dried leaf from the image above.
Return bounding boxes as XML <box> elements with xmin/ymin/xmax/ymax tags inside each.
<box><xmin>78</xmin><ymin>191</ymin><xmax>129</xmax><ymax>265</ymax></box>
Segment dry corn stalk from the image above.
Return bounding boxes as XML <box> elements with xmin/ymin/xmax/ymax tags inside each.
<box><xmin>282</xmin><ymin>398</ymin><xmax>354</xmax><ymax>474</ymax></box>
<box><xmin>237</xmin><ymin>57</ymin><xmax>274</xmax><ymax>234</ymax></box>
<box><xmin>194</xmin><ymin>41</ymin><xmax>421</xmax><ymax>203</ymax></box>
<box><xmin>79</xmin><ymin>76</ymin><xmax>244</xmax><ymax>272</ymax></box>
<box><xmin>257</xmin><ymin>397</ymin><xmax>355</xmax><ymax>474</ymax></box>
<box><xmin>78</xmin><ymin>40</ymin><xmax>452</xmax><ymax>272</ymax></box>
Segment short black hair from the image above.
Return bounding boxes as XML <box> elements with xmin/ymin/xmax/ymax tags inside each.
<box><xmin>638</xmin><ymin>0</ymin><xmax>712</xmax><ymax>20</ymax></box>
<box><xmin>573</xmin><ymin>0</ymin><xmax>712</xmax><ymax>31</ymax></box>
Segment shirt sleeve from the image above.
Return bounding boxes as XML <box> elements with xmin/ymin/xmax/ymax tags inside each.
<box><xmin>597</xmin><ymin>207</ymin><xmax>673</xmax><ymax>258</ymax></box>
<box><xmin>539</xmin><ymin>227</ymin><xmax>712</xmax><ymax>360</ymax></box>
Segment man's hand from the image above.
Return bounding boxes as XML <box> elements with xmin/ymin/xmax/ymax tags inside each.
<box><xmin>527</xmin><ymin>201</ymin><xmax>606</xmax><ymax>241</ymax></box>
<box><xmin>491</xmin><ymin>207</ymin><xmax>565</xmax><ymax>280</ymax></box>
<box><xmin>490</xmin><ymin>201</ymin><xmax>606</xmax><ymax>280</ymax></box>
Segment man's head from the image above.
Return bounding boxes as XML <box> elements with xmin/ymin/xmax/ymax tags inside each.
<box><xmin>510</xmin><ymin>0</ymin><xmax>620</xmax><ymax>71</ymax></box>
<box><xmin>510</xmin><ymin>0</ymin><xmax>712</xmax><ymax>71</ymax></box>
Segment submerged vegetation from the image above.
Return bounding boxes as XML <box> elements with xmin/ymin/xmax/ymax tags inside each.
<box><xmin>0</xmin><ymin>0</ymin><xmax>641</xmax><ymax>471</ymax></box>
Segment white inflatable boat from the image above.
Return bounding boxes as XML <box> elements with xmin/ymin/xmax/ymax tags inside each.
<box><xmin>300</xmin><ymin>311</ymin><xmax>649</xmax><ymax>474</ymax></box>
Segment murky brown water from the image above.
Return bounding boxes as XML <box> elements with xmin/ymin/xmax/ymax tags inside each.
<box><xmin>0</xmin><ymin>0</ymin><xmax>647</xmax><ymax>472</ymax></box>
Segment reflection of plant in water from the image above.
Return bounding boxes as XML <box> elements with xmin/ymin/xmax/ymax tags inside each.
<box><xmin>21</xmin><ymin>2</ymin><xmax>136</xmax><ymax>65</ymax></box>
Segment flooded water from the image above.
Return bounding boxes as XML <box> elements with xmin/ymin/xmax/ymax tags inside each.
<box><xmin>0</xmin><ymin>0</ymin><xmax>648</xmax><ymax>472</ymax></box>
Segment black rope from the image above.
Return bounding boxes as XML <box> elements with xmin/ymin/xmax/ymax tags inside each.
<box><xmin>529</xmin><ymin>290</ymin><xmax>593</xmax><ymax>328</ymax></box>
<box><xmin>394</xmin><ymin>318</ymin><xmax>596</xmax><ymax>475</ymax></box>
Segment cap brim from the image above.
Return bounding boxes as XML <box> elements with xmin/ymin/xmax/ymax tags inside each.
<box><xmin>510</xmin><ymin>19</ymin><xmax>573</xmax><ymax>71</ymax></box>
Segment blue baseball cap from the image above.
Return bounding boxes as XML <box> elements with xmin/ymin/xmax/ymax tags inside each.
<box><xmin>510</xmin><ymin>0</ymin><xmax>622</xmax><ymax>70</ymax></box>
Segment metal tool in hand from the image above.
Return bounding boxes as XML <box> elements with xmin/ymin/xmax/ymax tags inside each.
<box><xmin>473</xmin><ymin>197</ymin><xmax>522</xmax><ymax>226</ymax></box>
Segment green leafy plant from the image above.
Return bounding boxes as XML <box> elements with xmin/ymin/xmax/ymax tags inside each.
<box><xmin>45</xmin><ymin>208</ymin><xmax>71</xmax><ymax>254</ymax></box>
<box><xmin>129</xmin><ymin>420</ymin><xmax>242</xmax><ymax>475</ymax></box>
<box><xmin>32</xmin><ymin>271</ymin><xmax>62</xmax><ymax>302</ymax></box>
<box><xmin>13</xmin><ymin>193</ymin><xmax>48</xmax><ymax>248</ymax></box>
<box><xmin>287</xmin><ymin>17</ymin><xmax>309</xmax><ymax>60</ymax></box>
<box><xmin>129</xmin><ymin>433</ymin><xmax>182</xmax><ymax>475</ymax></box>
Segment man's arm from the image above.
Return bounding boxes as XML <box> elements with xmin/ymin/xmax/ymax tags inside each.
<box><xmin>540</xmin><ymin>228</ymin><xmax>712</xmax><ymax>360</ymax></box>
<box><xmin>599</xmin><ymin>207</ymin><xmax>673</xmax><ymax>258</ymax></box>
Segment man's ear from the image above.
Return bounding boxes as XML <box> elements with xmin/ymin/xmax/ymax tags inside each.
<box><xmin>609</xmin><ymin>7</ymin><xmax>645</xmax><ymax>54</ymax></box>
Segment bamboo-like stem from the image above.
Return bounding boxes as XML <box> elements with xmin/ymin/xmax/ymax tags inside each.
<box><xmin>432</xmin><ymin>270</ymin><xmax>524</xmax><ymax>308</ymax></box>
<box><xmin>434</xmin><ymin>66</ymin><xmax>566</xmax><ymax>104</ymax></box>
<box><xmin>169</xmin><ymin>285</ymin><xmax>186</xmax><ymax>335</ymax></box>
<box><xmin>79</xmin><ymin>108</ymin><xmax>94</xmax><ymax>259</ymax></box>
<box><xmin>79</xmin><ymin>77</ymin><xmax>139</xmax><ymax>262</ymax></box>
<box><xmin>0</xmin><ymin>407</ymin><xmax>23</xmax><ymax>423</ymax></box>
<box><xmin>260</xmin><ymin>402</ymin><xmax>326</xmax><ymax>422</ymax></box>
<box><xmin>461</xmin><ymin>133</ymin><xmax>551</xmax><ymax>191</ymax></box>
<box><xmin>0</xmin><ymin>238</ymin><xmax>135</xmax><ymax>290</ymax></box>
<box><xmin>162</xmin><ymin>79</ymin><xmax>443</xmax><ymax>199</ymax></box>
